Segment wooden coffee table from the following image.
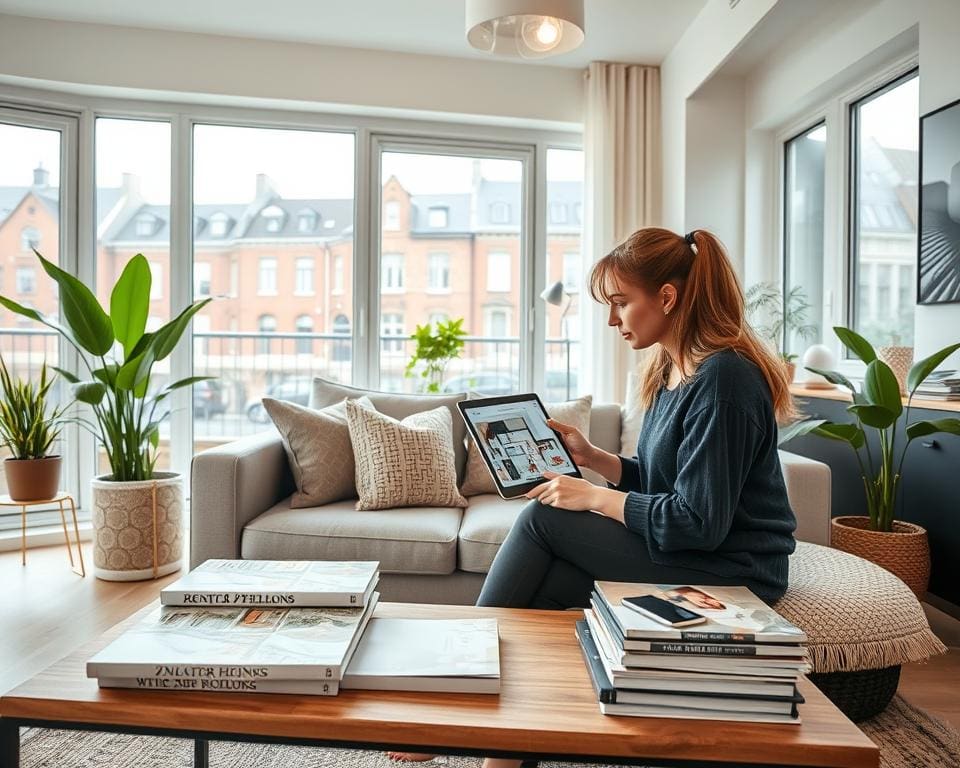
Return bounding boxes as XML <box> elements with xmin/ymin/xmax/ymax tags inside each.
<box><xmin>0</xmin><ymin>602</ymin><xmax>878</xmax><ymax>768</ymax></box>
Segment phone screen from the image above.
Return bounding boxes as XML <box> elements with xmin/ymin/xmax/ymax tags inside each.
<box><xmin>623</xmin><ymin>595</ymin><xmax>703</xmax><ymax>624</ymax></box>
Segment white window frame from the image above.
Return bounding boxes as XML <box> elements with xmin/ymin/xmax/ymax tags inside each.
<box><xmin>258</xmin><ymin>256</ymin><xmax>278</xmax><ymax>296</ymax></box>
<box><xmin>15</xmin><ymin>266</ymin><xmax>36</xmax><ymax>295</ymax></box>
<box><xmin>383</xmin><ymin>200</ymin><xmax>400</xmax><ymax>230</ymax></box>
<box><xmin>294</xmin><ymin>256</ymin><xmax>314</xmax><ymax>295</ymax></box>
<box><xmin>20</xmin><ymin>226</ymin><xmax>40</xmax><ymax>252</ymax></box>
<box><xmin>427</xmin><ymin>206</ymin><xmax>448</xmax><ymax>228</ymax></box>
<box><xmin>381</xmin><ymin>252</ymin><xmax>404</xmax><ymax>293</ymax></box>
<box><xmin>332</xmin><ymin>253</ymin><xmax>345</xmax><ymax>294</ymax></box>
<box><xmin>426</xmin><ymin>252</ymin><xmax>450</xmax><ymax>293</ymax></box>
<box><xmin>487</xmin><ymin>251</ymin><xmax>511</xmax><ymax>292</ymax></box>
<box><xmin>773</xmin><ymin>51</ymin><xmax>919</xmax><ymax>382</ymax></box>
<box><xmin>194</xmin><ymin>261</ymin><xmax>211</xmax><ymax>297</ymax></box>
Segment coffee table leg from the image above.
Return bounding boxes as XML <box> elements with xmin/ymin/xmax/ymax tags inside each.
<box><xmin>194</xmin><ymin>738</ymin><xmax>209</xmax><ymax>768</ymax></box>
<box><xmin>0</xmin><ymin>719</ymin><xmax>19</xmax><ymax>768</ymax></box>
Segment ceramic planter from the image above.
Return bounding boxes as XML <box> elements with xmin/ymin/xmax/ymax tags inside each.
<box><xmin>4</xmin><ymin>455</ymin><xmax>61</xmax><ymax>501</ymax></box>
<box><xmin>91</xmin><ymin>471</ymin><xmax>184</xmax><ymax>581</ymax></box>
<box><xmin>831</xmin><ymin>515</ymin><xmax>930</xmax><ymax>599</ymax></box>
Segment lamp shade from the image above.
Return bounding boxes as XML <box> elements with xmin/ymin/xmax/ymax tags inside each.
<box><xmin>466</xmin><ymin>0</ymin><xmax>585</xmax><ymax>59</ymax></box>
<box><xmin>540</xmin><ymin>279</ymin><xmax>565</xmax><ymax>306</ymax></box>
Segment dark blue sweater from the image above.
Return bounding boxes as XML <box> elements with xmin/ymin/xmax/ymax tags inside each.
<box><xmin>614</xmin><ymin>349</ymin><xmax>796</xmax><ymax>601</ymax></box>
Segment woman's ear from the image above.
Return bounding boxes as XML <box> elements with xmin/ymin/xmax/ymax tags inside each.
<box><xmin>660</xmin><ymin>284</ymin><xmax>678</xmax><ymax>316</ymax></box>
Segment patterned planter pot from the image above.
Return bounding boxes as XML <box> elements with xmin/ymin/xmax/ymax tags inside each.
<box><xmin>831</xmin><ymin>516</ymin><xmax>930</xmax><ymax>599</ymax></box>
<box><xmin>91</xmin><ymin>472</ymin><xmax>184</xmax><ymax>581</ymax></box>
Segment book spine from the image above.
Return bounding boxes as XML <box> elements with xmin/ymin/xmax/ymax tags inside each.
<box><xmin>87</xmin><ymin>662</ymin><xmax>339</xmax><ymax>681</ymax></box>
<box><xmin>678</xmin><ymin>630</ymin><xmax>756</xmax><ymax>643</ymax></box>
<box><xmin>97</xmin><ymin>677</ymin><xmax>339</xmax><ymax>695</ymax></box>
<box><xmin>159</xmin><ymin>591</ymin><xmax>365</xmax><ymax>607</ymax></box>
<box><xmin>575</xmin><ymin>620</ymin><xmax>617</xmax><ymax>704</ymax></box>
<box><xmin>644</xmin><ymin>642</ymin><xmax>763</xmax><ymax>656</ymax></box>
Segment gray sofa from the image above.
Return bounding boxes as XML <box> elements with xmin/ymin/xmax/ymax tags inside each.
<box><xmin>190</xmin><ymin>400</ymin><xmax>832</xmax><ymax>604</ymax></box>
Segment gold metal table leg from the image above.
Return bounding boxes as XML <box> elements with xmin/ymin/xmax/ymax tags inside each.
<box><xmin>67</xmin><ymin>495</ymin><xmax>85</xmax><ymax>577</ymax></box>
<box><xmin>21</xmin><ymin>504</ymin><xmax>26</xmax><ymax>566</ymax></box>
<box><xmin>58</xmin><ymin>499</ymin><xmax>76</xmax><ymax>569</ymax></box>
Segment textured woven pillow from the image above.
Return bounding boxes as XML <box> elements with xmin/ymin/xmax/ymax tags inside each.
<box><xmin>460</xmin><ymin>395</ymin><xmax>595</xmax><ymax>496</ymax></box>
<box><xmin>346</xmin><ymin>399</ymin><xmax>468</xmax><ymax>511</ymax></box>
<box><xmin>263</xmin><ymin>395</ymin><xmax>372</xmax><ymax>508</ymax></box>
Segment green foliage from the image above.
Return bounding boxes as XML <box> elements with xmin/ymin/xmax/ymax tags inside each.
<box><xmin>404</xmin><ymin>318</ymin><xmax>468</xmax><ymax>393</ymax></box>
<box><xmin>745</xmin><ymin>282</ymin><xmax>818</xmax><ymax>361</ymax></box>
<box><xmin>0</xmin><ymin>357</ymin><xmax>69</xmax><ymax>460</ymax></box>
<box><xmin>0</xmin><ymin>250</ymin><xmax>214</xmax><ymax>481</ymax></box>
<box><xmin>779</xmin><ymin>326</ymin><xmax>960</xmax><ymax>532</ymax></box>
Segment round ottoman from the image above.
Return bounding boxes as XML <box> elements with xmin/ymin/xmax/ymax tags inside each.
<box><xmin>776</xmin><ymin>542</ymin><xmax>946</xmax><ymax>721</ymax></box>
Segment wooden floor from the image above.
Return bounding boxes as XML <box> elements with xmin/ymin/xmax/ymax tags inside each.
<box><xmin>2</xmin><ymin>542</ymin><xmax>959</xmax><ymax>733</ymax></box>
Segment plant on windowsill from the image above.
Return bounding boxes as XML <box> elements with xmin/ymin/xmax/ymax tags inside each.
<box><xmin>745</xmin><ymin>282</ymin><xmax>818</xmax><ymax>382</ymax></box>
<box><xmin>0</xmin><ymin>357</ymin><xmax>70</xmax><ymax>501</ymax></box>
<box><xmin>779</xmin><ymin>325</ymin><xmax>960</xmax><ymax>598</ymax></box>
<box><xmin>0</xmin><ymin>250</ymin><xmax>213</xmax><ymax>581</ymax></box>
<box><xmin>404</xmin><ymin>318</ymin><xmax>467</xmax><ymax>393</ymax></box>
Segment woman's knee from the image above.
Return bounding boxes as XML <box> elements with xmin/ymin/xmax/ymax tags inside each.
<box><xmin>514</xmin><ymin>499</ymin><xmax>555</xmax><ymax>536</ymax></box>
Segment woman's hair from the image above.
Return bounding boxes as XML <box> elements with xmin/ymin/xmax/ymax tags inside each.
<box><xmin>588</xmin><ymin>227</ymin><xmax>797</xmax><ymax>424</ymax></box>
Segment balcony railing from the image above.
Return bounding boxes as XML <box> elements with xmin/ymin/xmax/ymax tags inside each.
<box><xmin>0</xmin><ymin>329</ymin><xmax>579</xmax><ymax>445</ymax></box>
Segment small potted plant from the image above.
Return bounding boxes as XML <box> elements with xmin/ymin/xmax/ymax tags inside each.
<box><xmin>745</xmin><ymin>283</ymin><xmax>818</xmax><ymax>382</ymax></box>
<box><xmin>780</xmin><ymin>326</ymin><xmax>960</xmax><ymax>597</ymax></box>
<box><xmin>0</xmin><ymin>251</ymin><xmax>212</xmax><ymax>581</ymax></box>
<box><xmin>404</xmin><ymin>317</ymin><xmax>467</xmax><ymax>393</ymax></box>
<box><xmin>0</xmin><ymin>358</ymin><xmax>69</xmax><ymax>501</ymax></box>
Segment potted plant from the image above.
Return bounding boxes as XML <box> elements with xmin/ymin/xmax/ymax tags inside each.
<box><xmin>745</xmin><ymin>282</ymin><xmax>818</xmax><ymax>382</ymax></box>
<box><xmin>780</xmin><ymin>326</ymin><xmax>960</xmax><ymax>598</ymax></box>
<box><xmin>404</xmin><ymin>317</ymin><xmax>467</xmax><ymax>393</ymax></box>
<box><xmin>0</xmin><ymin>358</ymin><xmax>69</xmax><ymax>501</ymax></box>
<box><xmin>0</xmin><ymin>251</ymin><xmax>212</xmax><ymax>581</ymax></box>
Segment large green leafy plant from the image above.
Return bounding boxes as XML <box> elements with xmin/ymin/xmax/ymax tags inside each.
<box><xmin>780</xmin><ymin>326</ymin><xmax>960</xmax><ymax>532</ymax></box>
<box><xmin>404</xmin><ymin>318</ymin><xmax>467</xmax><ymax>393</ymax></box>
<box><xmin>0</xmin><ymin>251</ymin><xmax>211</xmax><ymax>481</ymax></box>
<box><xmin>0</xmin><ymin>357</ymin><xmax>69</xmax><ymax>460</ymax></box>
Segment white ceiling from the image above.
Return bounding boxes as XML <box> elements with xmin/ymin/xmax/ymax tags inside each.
<box><xmin>0</xmin><ymin>0</ymin><xmax>708</xmax><ymax>69</ymax></box>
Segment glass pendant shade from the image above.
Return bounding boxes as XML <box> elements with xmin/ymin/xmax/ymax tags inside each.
<box><xmin>466</xmin><ymin>0</ymin><xmax>585</xmax><ymax>59</ymax></box>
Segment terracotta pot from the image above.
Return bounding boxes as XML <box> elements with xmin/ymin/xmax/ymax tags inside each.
<box><xmin>4</xmin><ymin>456</ymin><xmax>61</xmax><ymax>501</ymax></box>
<box><xmin>831</xmin><ymin>516</ymin><xmax>930</xmax><ymax>599</ymax></box>
<box><xmin>785</xmin><ymin>361</ymin><xmax>797</xmax><ymax>384</ymax></box>
<box><xmin>91</xmin><ymin>472</ymin><xmax>183</xmax><ymax>581</ymax></box>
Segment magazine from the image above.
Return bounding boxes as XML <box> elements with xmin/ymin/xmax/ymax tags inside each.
<box><xmin>87</xmin><ymin>594</ymin><xmax>378</xmax><ymax>681</ymax></box>
<box><xmin>160</xmin><ymin>559</ymin><xmax>379</xmax><ymax>607</ymax></box>
<box><xmin>342</xmin><ymin>617</ymin><xmax>500</xmax><ymax>694</ymax></box>
<box><xmin>594</xmin><ymin>582</ymin><xmax>807</xmax><ymax>644</ymax></box>
<box><xmin>96</xmin><ymin>676</ymin><xmax>339</xmax><ymax>696</ymax></box>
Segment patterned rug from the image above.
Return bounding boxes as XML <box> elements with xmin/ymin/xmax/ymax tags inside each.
<box><xmin>18</xmin><ymin>695</ymin><xmax>960</xmax><ymax>768</ymax></box>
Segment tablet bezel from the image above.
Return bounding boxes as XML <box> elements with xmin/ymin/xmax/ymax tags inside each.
<box><xmin>457</xmin><ymin>393</ymin><xmax>583</xmax><ymax>499</ymax></box>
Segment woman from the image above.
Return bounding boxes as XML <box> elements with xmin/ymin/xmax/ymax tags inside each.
<box><xmin>389</xmin><ymin>227</ymin><xmax>798</xmax><ymax>766</ymax></box>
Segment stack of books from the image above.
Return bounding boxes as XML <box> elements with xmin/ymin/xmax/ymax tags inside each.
<box><xmin>915</xmin><ymin>370</ymin><xmax>960</xmax><ymax>401</ymax></box>
<box><xmin>577</xmin><ymin>582</ymin><xmax>810</xmax><ymax>724</ymax></box>
<box><xmin>88</xmin><ymin>560</ymin><xmax>381</xmax><ymax>696</ymax></box>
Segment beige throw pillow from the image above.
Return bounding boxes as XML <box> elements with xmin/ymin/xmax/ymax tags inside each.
<box><xmin>346</xmin><ymin>399</ymin><xmax>468</xmax><ymax>511</ymax></box>
<box><xmin>263</xmin><ymin>395</ymin><xmax>372</xmax><ymax>509</ymax></box>
<box><xmin>459</xmin><ymin>395</ymin><xmax>595</xmax><ymax>496</ymax></box>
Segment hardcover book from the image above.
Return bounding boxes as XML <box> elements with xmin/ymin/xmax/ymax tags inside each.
<box><xmin>96</xmin><ymin>677</ymin><xmax>340</xmax><ymax>696</ymax></box>
<box><xmin>342</xmin><ymin>617</ymin><xmax>500</xmax><ymax>694</ymax></box>
<box><xmin>87</xmin><ymin>594</ymin><xmax>378</xmax><ymax>681</ymax></box>
<box><xmin>160</xmin><ymin>559</ymin><xmax>380</xmax><ymax>607</ymax></box>
<box><xmin>594</xmin><ymin>582</ymin><xmax>807</xmax><ymax>644</ymax></box>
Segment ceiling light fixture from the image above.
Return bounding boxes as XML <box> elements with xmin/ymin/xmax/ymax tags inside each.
<box><xmin>466</xmin><ymin>0</ymin><xmax>585</xmax><ymax>60</ymax></box>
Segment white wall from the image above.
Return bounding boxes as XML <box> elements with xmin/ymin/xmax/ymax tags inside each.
<box><xmin>0</xmin><ymin>13</ymin><xmax>583</xmax><ymax>128</ymax></box>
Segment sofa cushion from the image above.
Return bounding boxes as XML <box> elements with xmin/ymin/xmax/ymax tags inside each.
<box><xmin>310</xmin><ymin>376</ymin><xmax>469</xmax><ymax>482</ymax></box>
<box><xmin>457</xmin><ymin>494</ymin><xmax>528</xmax><ymax>573</ymax></box>
<box><xmin>347</xmin><ymin>400</ymin><xmax>468</xmax><ymax>511</ymax></box>
<box><xmin>460</xmin><ymin>395</ymin><xmax>594</xmax><ymax>496</ymax></box>
<box><xmin>241</xmin><ymin>498</ymin><xmax>463</xmax><ymax>575</ymax></box>
<box><xmin>263</xmin><ymin>395</ymin><xmax>372</xmax><ymax>509</ymax></box>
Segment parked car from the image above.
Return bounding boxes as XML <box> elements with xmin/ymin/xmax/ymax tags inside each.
<box><xmin>441</xmin><ymin>372</ymin><xmax>519</xmax><ymax>396</ymax></box>
<box><xmin>193</xmin><ymin>380</ymin><xmax>227</xmax><ymax>419</ymax></box>
<box><xmin>247</xmin><ymin>376</ymin><xmax>313</xmax><ymax>423</ymax></box>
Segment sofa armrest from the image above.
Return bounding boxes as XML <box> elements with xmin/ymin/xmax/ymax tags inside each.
<box><xmin>190</xmin><ymin>430</ymin><xmax>294</xmax><ymax>569</ymax></box>
<box><xmin>779</xmin><ymin>450</ymin><xmax>831</xmax><ymax>546</ymax></box>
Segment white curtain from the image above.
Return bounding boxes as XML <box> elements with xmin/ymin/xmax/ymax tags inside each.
<box><xmin>580</xmin><ymin>62</ymin><xmax>661</xmax><ymax>405</ymax></box>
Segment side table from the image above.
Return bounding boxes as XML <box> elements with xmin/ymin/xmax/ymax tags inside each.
<box><xmin>0</xmin><ymin>492</ymin><xmax>85</xmax><ymax>577</ymax></box>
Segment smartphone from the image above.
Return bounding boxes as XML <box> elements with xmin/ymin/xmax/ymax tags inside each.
<box><xmin>622</xmin><ymin>595</ymin><xmax>707</xmax><ymax>627</ymax></box>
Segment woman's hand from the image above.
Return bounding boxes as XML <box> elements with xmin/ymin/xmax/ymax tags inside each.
<box><xmin>526</xmin><ymin>471</ymin><xmax>600</xmax><ymax>511</ymax></box>
<box><xmin>546</xmin><ymin>418</ymin><xmax>597</xmax><ymax>469</ymax></box>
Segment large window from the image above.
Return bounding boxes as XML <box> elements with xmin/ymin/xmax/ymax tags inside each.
<box><xmin>487</xmin><ymin>251</ymin><xmax>511</xmax><ymax>292</ymax></box>
<box><xmin>850</xmin><ymin>71</ymin><xmax>919</xmax><ymax>347</ymax></box>
<box><xmin>427</xmin><ymin>252</ymin><xmax>450</xmax><ymax>292</ymax></box>
<box><xmin>192</xmin><ymin>124</ymin><xmax>355</xmax><ymax>449</ymax></box>
<box><xmin>381</xmin><ymin>253</ymin><xmax>405</xmax><ymax>292</ymax></box>
<box><xmin>783</xmin><ymin>123</ymin><xmax>826</xmax><ymax>358</ymax></box>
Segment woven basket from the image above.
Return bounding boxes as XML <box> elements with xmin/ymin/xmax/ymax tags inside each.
<box><xmin>877</xmin><ymin>345</ymin><xmax>913</xmax><ymax>395</ymax></box>
<box><xmin>831</xmin><ymin>516</ymin><xmax>930</xmax><ymax>599</ymax></box>
<box><xmin>809</xmin><ymin>665</ymin><xmax>901</xmax><ymax>722</ymax></box>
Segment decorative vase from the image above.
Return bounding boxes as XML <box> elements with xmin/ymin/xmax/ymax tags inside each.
<box><xmin>91</xmin><ymin>472</ymin><xmax>184</xmax><ymax>581</ymax></box>
<box><xmin>877</xmin><ymin>345</ymin><xmax>913</xmax><ymax>395</ymax></box>
<box><xmin>785</xmin><ymin>361</ymin><xmax>797</xmax><ymax>384</ymax></box>
<box><xmin>4</xmin><ymin>456</ymin><xmax>62</xmax><ymax>501</ymax></box>
<box><xmin>831</xmin><ymin>516</ymin><xmax>930</xmax><ymax>599</ymax></box>
<box><xmin>801</xmin><ymin>344</ymin><xmax>837</xmax><ymax>389</ymax></box>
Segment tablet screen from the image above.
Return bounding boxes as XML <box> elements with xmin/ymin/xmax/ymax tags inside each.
<box><xmin>460</xmin><ymin>397</ymin><xmax>579</xmax><ymax>489</ymax></box>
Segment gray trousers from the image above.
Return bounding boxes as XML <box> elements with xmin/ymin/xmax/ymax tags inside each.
<box><xmin>476</xmin><ymin>499</ymin><xmax>743</xmax><ymax>610</ymax></box>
